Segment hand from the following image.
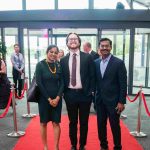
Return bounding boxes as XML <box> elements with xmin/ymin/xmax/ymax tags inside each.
<box><xmin>48</xmin><ymin>97</ymin><xmax>54</xmax><ymax>106</ymax></box>
<box><xmin>51</xmin><ymin>99</ymin><xmax>59</xmax><ymax>107</ymax></box>
<box><xmin>115</xmin><ymin>102</ymin><xmax>125</xmax><ymax>114</ymax></box>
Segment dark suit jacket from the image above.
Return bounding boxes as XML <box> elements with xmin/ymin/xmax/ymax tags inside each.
<box><xmin>90</xmin><ymin>50</ymin><xmax>99</xmax><ymax>60</ymax></box>
<box><xmin>60</xmin><ymin>51</ymin><xmax>95</xmax><ymax>96</ymax></box>
<box><xmin>95</xmin><ymin>55</ymin><xmax>127</xmax><ymax>106</ymax></box>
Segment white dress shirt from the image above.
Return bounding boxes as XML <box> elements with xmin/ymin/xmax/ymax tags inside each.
<box><xmin>100</xmin><ymin>54</ymin><xmax>112</xmax><ymax>78</ymax></box>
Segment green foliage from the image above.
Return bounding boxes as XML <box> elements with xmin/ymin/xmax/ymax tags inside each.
<box><xmin>0</xmin><ymin>41</ymin><xmax>7</xmax><ymax>60</ymax></box>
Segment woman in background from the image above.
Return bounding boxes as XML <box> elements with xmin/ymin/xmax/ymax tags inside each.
<box><xmin>0</xmin><ymin>55</ymin><xmax>11</xmax><ymax>109</ymax></box>
<box><xmin>36</xmin><ymin>45</ymin><xmax>64</xmax><ymax>150</ymax></box>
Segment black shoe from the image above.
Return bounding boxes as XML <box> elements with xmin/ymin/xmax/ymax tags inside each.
<box><xmin>71</xmin><ymin>146</ymin><xmax>77</xmax><ymax>150</ymax></box>
<box><xmin>100</xmin><ymin>148</ymin><xmax>108</xmax><ymax>150</ymax></box>
<box><xmin>79</xmin><ymin>146</ymin><xmax>85</xmax><ymax>150</ymax></box>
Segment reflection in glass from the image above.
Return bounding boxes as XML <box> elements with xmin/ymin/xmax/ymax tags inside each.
<box><xmin>26</xmin><ymin>0</ymin><xmax>54</xmax><ymax>10</ymax></box>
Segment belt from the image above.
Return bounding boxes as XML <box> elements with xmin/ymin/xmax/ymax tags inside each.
<box><xmin>67</xmin><ymin>88</ymin><xmax>83</xmax><ymax>92</ymax></box>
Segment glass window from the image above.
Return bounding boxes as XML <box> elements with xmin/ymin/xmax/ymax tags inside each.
<box><xmin>58</xmin><ymin>0</ymin><xmax>88</xmax><ymax>9</ymax></box>
<box><xmin>26</xmin><ymin>0</ymin><xmax>54</xmax><ymax>10</ymax></box>
<box><xmin>23</xmin><ymin>29</ymin><xmax>48</xmax><ymax>81</ymax></box>
<box><xmin>94</xmin><ymin>0</ymin><xmax>129</xmax><ymax>9</ymax></box>
<box><xmin>4</xmin><ymin>28</ymin><xmax>18</xmax><ymax>79</ymax></box>
<box><xmin>0</xmin><ymin>0</ymin><xmax>22</xmax><ymax>11</ymax></box>
<box><xmin>133</xmin><ymin>28</ymin><xmax>150</xmax><ymax>90</ymax></box>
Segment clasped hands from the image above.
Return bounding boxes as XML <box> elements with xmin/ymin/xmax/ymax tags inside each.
<box><xmin>48</xmin><ymin>96</ymin><xmax>60</xmax><ymax>107</ymax></box>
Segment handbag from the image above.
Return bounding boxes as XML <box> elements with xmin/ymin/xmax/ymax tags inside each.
<box><xmin>27</xmin><ymin>76</ymin><xmax>40</xmax><ymax>103</ymax></box>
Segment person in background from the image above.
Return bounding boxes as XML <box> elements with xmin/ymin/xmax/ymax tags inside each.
<box><xmin>57</xmin><ymin>49</ymin><xmax>64</xmax><ymax>61</ymax></box>
<box><xmin>0</xmin><ymin>54</ymin><xmax>11</xmax><ymax>109</ymax></box>
<box><xmin>60</xmin><ymin>33</ymin><xmax>95</xmax><ymax>150</ymax></box>
<box><xmin>83</xmin><ymin>42</ymin><xmax>99</xmax><ymax>112</ymax></box>
<box><xmin>11</xmin><ymin>44</ymin><xmax>24</xmax><ymax>97</ymax></box>
<box><xmin>83</xmin><ymin>42</ymin><xmax>99</xmax><ymax>60</ymax></box>
<box><xmin>36</xmin><ymin>45</ymin><xmax>64</xmax><ymax>150</ymax></box>
<box><xmin>95</xmin><ymin>38</ymin><xmax>127</xmax><ymax>150</ymax></box>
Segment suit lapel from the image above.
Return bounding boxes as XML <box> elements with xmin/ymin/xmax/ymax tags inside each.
<box><xmin>64</xmin><ymin>54</ymin><xmax>70</xmax><ymax>80</ymax></box>
<box><xmin>80</xmin><ymin>51</ymin><xmax>84</xmax><ymax>79</ymax></box>
<box><xmin>97</xmin><ymin>58</ymin><xmax>102</xmax><ymax>79</ymax></box>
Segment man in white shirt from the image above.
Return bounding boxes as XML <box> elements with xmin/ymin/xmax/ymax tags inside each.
<box><xmin>11</xmin><ymin>44</ymin><xmax>24</xmax><ymax>97</ymax></box>
<box><xmin>60</xmin><ymin>33</ymin><xmax>95</xmax><ymax>150</ymax></box>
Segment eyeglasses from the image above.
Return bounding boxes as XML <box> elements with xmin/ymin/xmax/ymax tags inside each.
<box><xmin>68</xmin><ymin>38</ymin><xmax>79</xmax><ymax>41</ymax></box>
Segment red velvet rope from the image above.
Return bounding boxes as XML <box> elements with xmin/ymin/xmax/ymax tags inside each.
<box><xmin>15</xmin><ymin>82</ymin><xmax>27</xmax><ymax>100</ymax></box>
<box><xmin>0</xmin><ymin>92</ymin><xmax>13</xmax><ymax>119</ymax></box>
<box><xmin>141</xmin><ymin>92</ymin><xmax>150</xmax><ymax>117</ymax></box>
<box><xmin>126</xmin><ymin>92</ymin><xmax>140</xmax><ymax>102</ymax></box>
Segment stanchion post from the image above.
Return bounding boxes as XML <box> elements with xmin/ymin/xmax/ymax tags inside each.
<box><xmin>22</xmin><ymin>77</ymin><xmax>36</xmax><ymax>118</ymax></box>
<box><xmin>130</xmin><ymin>86</ymin><xmax>147</xmax><ymax>137</ymax></box>
<box><xmin>7</xmin><ymin>83</ymin><xmax>25</xmax><ymax>137</ymax></box>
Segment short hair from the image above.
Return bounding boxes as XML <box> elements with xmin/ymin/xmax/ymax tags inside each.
<box><xmin>14</xmin><ymin>44</ymin><xmax>19</xmax><ymax>47</ymax></box>
<box><xmin>66</xmin><ymin>32</ymin><xmax>81</xmax><ymax>48</ymax></box>
<box><xmin>84</xmin><ymin>42</ymin><xmax>91</xmax><ymax>48</ymax></box>
<box><xmin>46</xmin><ymin>45</ymin><xmax>59</xmax><ymax>54</ymax></box>
<box><xmin>99</xmin><ymin>38</ymin><xmax>112</xmax><ymax>47</ymax></box>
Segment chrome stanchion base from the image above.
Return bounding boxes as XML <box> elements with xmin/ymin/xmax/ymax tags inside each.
<box><xmin>7</xmin><ymin>131</ymin><xmax>25</xmax><ymax>137</ymax></box>
<box><xmin>22</xmin><ymin>113</ymin><xmax>36</xmax><ymax>118</ymax></box>
<box><xmin>120</xmin><ymin>114</ymin><xmax>127</xmax><ymax>119</ymax></box>
<box><xmin>130</xmin><ymin>131</ymin><xmax>147</xmax><ymax>137</ymax></box>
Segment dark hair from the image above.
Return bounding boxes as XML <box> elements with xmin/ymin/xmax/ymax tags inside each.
<box><xmin>66</xmin><ymin>32</ymin><xmax>81</xmax><ymax>48</ymax></box>
<box><xmin>99</xmin><ymin>38</ymin><xmax>112</xmax><ymax>47</ymax></box>
<box><xmin>116</xmin><ymin>2</ymin><xmax>125</xmax><ymax>9</ymax></box>
<box><xmin>14</xmin><ymin>44</ymin><xmax>19</xmax><ymax>47</ymax></box>
<box><xmin>46</xmin><ymin>45</ymin><xmax>59</xmax><ymax>54</ymax></box>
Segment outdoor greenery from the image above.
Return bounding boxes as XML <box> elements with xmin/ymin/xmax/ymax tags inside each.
<box><xmin>0</xmin><ymin>41</ymin><xmax>7</xmax><ymax>60</ymax></box>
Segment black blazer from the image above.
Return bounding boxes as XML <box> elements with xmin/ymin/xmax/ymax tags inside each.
<box><xmin>60</xmin><ymin>51</ymin><xmax>95</xmax><ymax>96</ymax></box>
<box><xmin>95</xmin><ymin>55</ymin><xmax>127</xmax><ymax>106</ymax></box>
<box><xmin>90</xmin><ymin>50</ymin><xmax>99</xmax><ymax>60</ymax></box>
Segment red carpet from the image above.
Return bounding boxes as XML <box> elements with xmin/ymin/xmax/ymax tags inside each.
<box><xmin>13</xmin><ymin>115</ymin><xmax>143</xmax><ymax>150</ymax></box>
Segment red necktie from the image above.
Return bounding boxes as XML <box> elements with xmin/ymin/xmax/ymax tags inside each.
<box><xmin>71</xmin><ymin>53</ymin><xmax>77</xmax><ymax>86</ymax></box>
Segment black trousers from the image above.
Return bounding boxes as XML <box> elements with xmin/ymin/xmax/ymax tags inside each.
<box><xmin>12</xmin><ymin>68</ymin><xmax>23</xmax><ymax>96</ymax></box>
<box><xmin>97</xmin><ymin>102</ymin><xmax>121</xmax><ymax>150</ymax></box>
<box><xmin>64</xmin><ymin>89</ymin><xmax>91</xmax><ymax>147</ymax></box>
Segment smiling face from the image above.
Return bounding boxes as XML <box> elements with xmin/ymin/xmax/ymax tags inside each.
<box><xmin>47</xmin><ymin>47</ymin><xmax>58</xmax><ymax>62</ymax></box>
<box><xmin>66</xmin><ymin>33</ymin><xmax>80</xmax><ymax>52</ymax></box>
<box><xmin>99</xmin><ymin>40</ymin><xmax>112</xmax><ymax>59</ymax></box>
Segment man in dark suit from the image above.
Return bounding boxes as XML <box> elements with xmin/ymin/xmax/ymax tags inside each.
<box><xmin>83</xmin><ymin>42</ymin><xmax>99</xmax><ymax>60</ymax></box>
<box><xmin>60</xmin><ymin>33</ymin><xmax>95</xmax><ymax>150</ymax></box>
<box><xmin>95</xmin><ymin>38</ymin><xmax>127</xmax><ymax>150</ymax></box>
